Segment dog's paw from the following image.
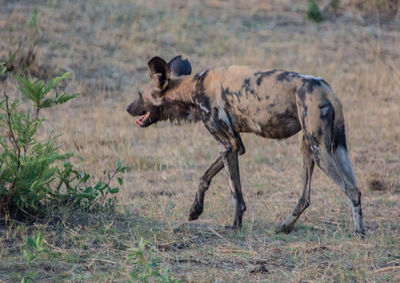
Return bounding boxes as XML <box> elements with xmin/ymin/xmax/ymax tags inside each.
<box><xmin>275</xmin><ymin>223</ymin><xmax>293</xmax><ymax>234</ymax></box>
<box><xmin>188</xmin><ymin>202</ymin><xmax>203</xmax><ymax>221</ymax></box>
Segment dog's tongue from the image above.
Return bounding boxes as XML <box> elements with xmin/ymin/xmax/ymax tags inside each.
<box><xmin>136</xmin><ymin>112</ymin><xmax>150</xmax><ymax>125</ymax></box>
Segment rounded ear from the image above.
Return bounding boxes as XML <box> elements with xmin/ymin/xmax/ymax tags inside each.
<box><xmin>148</xmin><ymin>56</ymin><xmax>171</xmax><ymax>90</ymax></box>
<box><xmin>168</xmin><ymin>55</ymin><xmax>192</xmax><ymax>77</ymax></box>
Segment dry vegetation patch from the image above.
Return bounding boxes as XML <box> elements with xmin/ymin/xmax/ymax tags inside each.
<box><xmin>0</xmin><ymin>0</ymin><xmax>399</xmax><ymax>281</ymax></box>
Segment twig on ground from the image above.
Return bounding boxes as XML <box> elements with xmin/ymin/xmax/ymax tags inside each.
<box><xmin>373</xmin><ymin>265</ymin><xmax>400</xmax><ymax>273</ymax></box>
<box><xmin>171</xmin><ymin>257</ymin><xmax>211</xmax><ymax>266</ymax></box>
<box><xmin>93</xmin><ymin>258</ymin><xmax>117</xmax><ymax>265</ymax></box>
<box><xmin>220</xmin><ymin>249</ymin><xmax>254</xmax><ymax>254</ymax></box>
<box><xmin>207</xmin><ymin>226</ymin><xmax>225</xmax><ymax>239</ymax></box>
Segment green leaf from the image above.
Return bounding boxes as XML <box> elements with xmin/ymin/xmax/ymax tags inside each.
<box><xmin>82</xmin><ymin>173</ymin><xmax>90</xmax><ymax>183</ymax></box>
<box><xmin>0</xmin><ymin>62</ymin><xmax>6</xmax><ymax>76</ymax></box>
<box><xmin>27</xmin><ymin>238</ymin><xmax>36</xmax><ymax>248</ymax></box>
<box><xmin>94</xmin><ymin>182</ymin><xmax>107</xmax><ymax>191</ymax></box>
<box><xmin>43</xmin><ymin>72</ymin><xmax>72</xmax><ymax>95</ymax></box>
<box><xmin>54</xmin><ymin>92</ymin><xmax>79</xmax><ymax>105</ymax></box>
<box><xmin>23</xmin><ymin>250</ymin><xmax>36</xmax><ymax>266</ymax></box>
<box><xmin>109</xmin><ymin>188</ymin><xmax>119</xmax><ymax>194</ymax></box>
<box><xmin>34</xmin><ymin>232</ymin><xmax>44</xmax><ymax>250</ymax></box>
<box><xmin>39</xmin><ymin>98</ymin><xmax>55</xmax><ymax>108</ymax></box>
<box><xmin>117</xmin><ymin>177</ymin><xmax>123</xmax><ymax>185</ymax></box>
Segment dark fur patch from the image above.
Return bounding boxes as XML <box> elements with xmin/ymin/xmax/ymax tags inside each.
<box><xmin>320</xmin><ymin>104</ymin><xmax>335</xmax><ymax>152</ymax></box>
<box><xmin>212</xmin><ymin>107</ymin><xmax>229</xmax><ymax>131</ymax></box>
<box><xmin>301</xmin><ymin>77</ymin><xmax>330</xmax><ymax>93</ymax></box>
<box><xmin>221</xmin><ymin>86</ymin><xmax>230</xmax><ymax>98</ymax></box>
<box><xmin>333</xmin><ymin>124</ymin><xmax>347</xmax><ymax>150</ymax></box>
<box><xmin>225</xmin><ymin>108</ymin><xmax>249</xmax><ymax>133</ymax></box>
<box><xmin>306</xmin><ymin>79</ymin><xmax>321</xmax><ymax>93</ymax></box>
<box><xmin>272</xmin><ymin>110</ymin><xmax>301</xmax><ymax>138</ymax></box>
<box><xmin>297</xmin><ymin>86</ymin><xmax>306</xmax><ymax>100</ymax></box>
<box><xmin>318</xmin><ymin>126</ymin><xmax>323</xmax><ymax>137</ymax></box>
<box><xmin>276</xmin><ymin>71</ymin><xmax>297</xmax><ymax>82</ymax></box>
<box><xmin>255</xmin><ymin>70</ymin><xmax>276</xmax><ymax>85</ymax></box>
<box><xmin>193</xmin><ymin>70</ymin><xmax>211</xmax><ymax>118</ymax></box>
<box><xmin>298</xmin><ymin>77</ymin><xmax>329</xmax><ymax>100</ymax></box>
<box><xmin>242</xmin><ymin>79</ymin><xmax>260</xmax><ymax>101</ymax></box>
<box><xmin>193</xmin><ymin>70</ymin><xmax>209</xmax><ymax>83</ymax></box>
<box><xmin>221</xmin><ymin>86</ymin><xmax>239</xmax><ymax>103</ymax></box>
<box><xmin>193</xmin><ymin>70</ymin><xmax>209</xmax><ymax>99</ymax></box>
<box><xmin>203</xmin><ymin>115</ymin><xmax>231</xmax><ymax>149</ymax></box>
<box><xmin>301</xmin><ymin>104</ymin><xmax>308</xmax><ymax>133</ymax></box>
<box><xmin>221</xmin><ymin>79</ymin><xmax>261</xmax><ymax>103</ymax></box>
<box><xmin>160</xmin><ymin>100</ymin><xmax>201</xmax><ymax>123</ymax></box>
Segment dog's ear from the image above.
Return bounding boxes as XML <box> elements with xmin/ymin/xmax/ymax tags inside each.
<box><xmin>168</xmin><ymin>55</ymin><xmax>192</xmax><ymax>77</ymax></box>
<box><xmin>148</xmin><ymin>56</ymin><xmax>171</xmax><ymax>91</ymax></box>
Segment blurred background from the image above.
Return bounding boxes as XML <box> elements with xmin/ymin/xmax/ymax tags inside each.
<box><xmin>0</xmin><ymin>0</ymin><xmax>399</xmax><ymax>281</ymax></box>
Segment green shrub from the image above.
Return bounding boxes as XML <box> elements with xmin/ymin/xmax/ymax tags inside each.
<box><xmin>0</xmin><ymin>67</ymin><xmax>77</xmax><ymax>214</ymax></box>
<box><xmin>307</xmin><ymin>0</ymin><xmax>324</xmax><ymax>22</ymax></box>
<box><xmin>0</xmin><ymin>65</ymin><xmax>126</xmax><ymax>216</ymax></box>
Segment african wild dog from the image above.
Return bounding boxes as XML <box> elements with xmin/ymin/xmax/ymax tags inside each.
<box><xmin>126</xmin><ymin>55</ymin><xmax>365</xmax><ymax>235</ymax></box>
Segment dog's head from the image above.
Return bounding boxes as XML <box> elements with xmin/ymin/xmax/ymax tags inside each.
<box><xmin>126</xmin><ymin>55</ymin><xmax>192</xmax><ymax>127</ymax></box>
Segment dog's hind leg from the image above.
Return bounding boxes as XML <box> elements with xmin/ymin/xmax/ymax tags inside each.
<box><xmin>189</xmin><ymin>154</ymin><xmax>224</xmax><ymax>221</ymax></box>
<box><xmin>317</xmin><ymin>138</ymin><xmax>365</xmax><ymax>235</ymax></box>
<box><xmin>316</xmin><ymin>146</ymin><xmax>364</xmax><ymax>235</ymax></box>
<box><xmin>276</xmin><ymin>135</ymin><xmax>315</xmax><ymax>234</ymax></box>
<box><xmin>333</xmin><ymin>143</ymin><xmax>364</xmax><ymax>235</ymax></box>
<box><xmin>299</xmin><ymin>98</ymin><xmax>364</xmax><ymax>235</ymax></box>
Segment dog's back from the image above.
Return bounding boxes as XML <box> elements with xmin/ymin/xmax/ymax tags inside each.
<box><xmin>201</xmin><ymin>66</ymin><xmax>341</xmax><ymax>140</ymax></box>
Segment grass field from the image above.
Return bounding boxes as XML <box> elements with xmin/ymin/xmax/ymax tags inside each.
<box><xmin>0</xmin><ymin>0</ymin><xmax>399</xmax><ymax>281</ymax></box>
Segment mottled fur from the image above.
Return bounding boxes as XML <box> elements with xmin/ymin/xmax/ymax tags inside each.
<box><xmin>127</xmin><ymin>56</ymin><xmax>365</xmax><ymax>235</ymax></box>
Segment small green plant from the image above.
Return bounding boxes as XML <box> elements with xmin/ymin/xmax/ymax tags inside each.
<box><xmin>128</xmin><ymin>238</ymin><xmax>180</xmax><ymax>283</ymax></box>
<box><xmin>307</xmin><ymin>0</ymin><xmax>324</xmax><ymax>23</ymax></box>
<box><xmin>20</xmin><ymin>231</ymin><xmax>56</xmax><ymax>283</ymax></box>
<box><xmin>55</xmin><ymin>158</ymin><xmax>127</xmax><ymax>211</ymax></box>
<box><xmin>0</xmin><ymin>65</ymin><xmax>126</xmax><ymax>216</ymax></box>
<box><xmin>0</xmin><ymin>67</ymin><xmax>77</xmax><ymax>214</ymax></box>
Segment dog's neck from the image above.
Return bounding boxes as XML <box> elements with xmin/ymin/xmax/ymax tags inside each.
<box><xmin>164</xmin><ymin>76</ymin><xmax>198</xmax><ymax>104</ymax></box>
<box><xmin>159</xmin><ymin>75</ymin><xmax>204</xmax><ymax>123</ymax></box>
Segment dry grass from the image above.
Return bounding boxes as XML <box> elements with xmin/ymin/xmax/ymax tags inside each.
<box><xmin>0</xmin><ymin>0</ymin><xmax>399</xmax><ymax>282</ymax></box>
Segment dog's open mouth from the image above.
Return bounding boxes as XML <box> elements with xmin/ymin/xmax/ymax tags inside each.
<box><xmin>136</xmin><ymin>111</ymin><xmax>151</xmax><ymax>127</ymax></box>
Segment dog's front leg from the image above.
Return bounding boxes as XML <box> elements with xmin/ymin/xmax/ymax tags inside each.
<box><xmin>189</xmin><ymin>154</ymin><xmax>224</xmax><ymax>221</ymax></box>
<box><xmin>188</xmin><ymin>135</ymin><xmax>245</xmax><ymax>221</ymax></box>
<box><xmin>222</xmin><ymin>145</ymin><xmax>246</xmax><ymax>229</ymax></box>
<box><xmin>201</xmin><ymin>107</ymin><xmax>246</xmax><ymax>229</ymax></box>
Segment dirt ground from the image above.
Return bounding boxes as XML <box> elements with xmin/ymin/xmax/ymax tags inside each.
<box><xmin>0</xmin><ymin>0</ymin><xmax>399</xmax><ymax>282</ymax></box>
